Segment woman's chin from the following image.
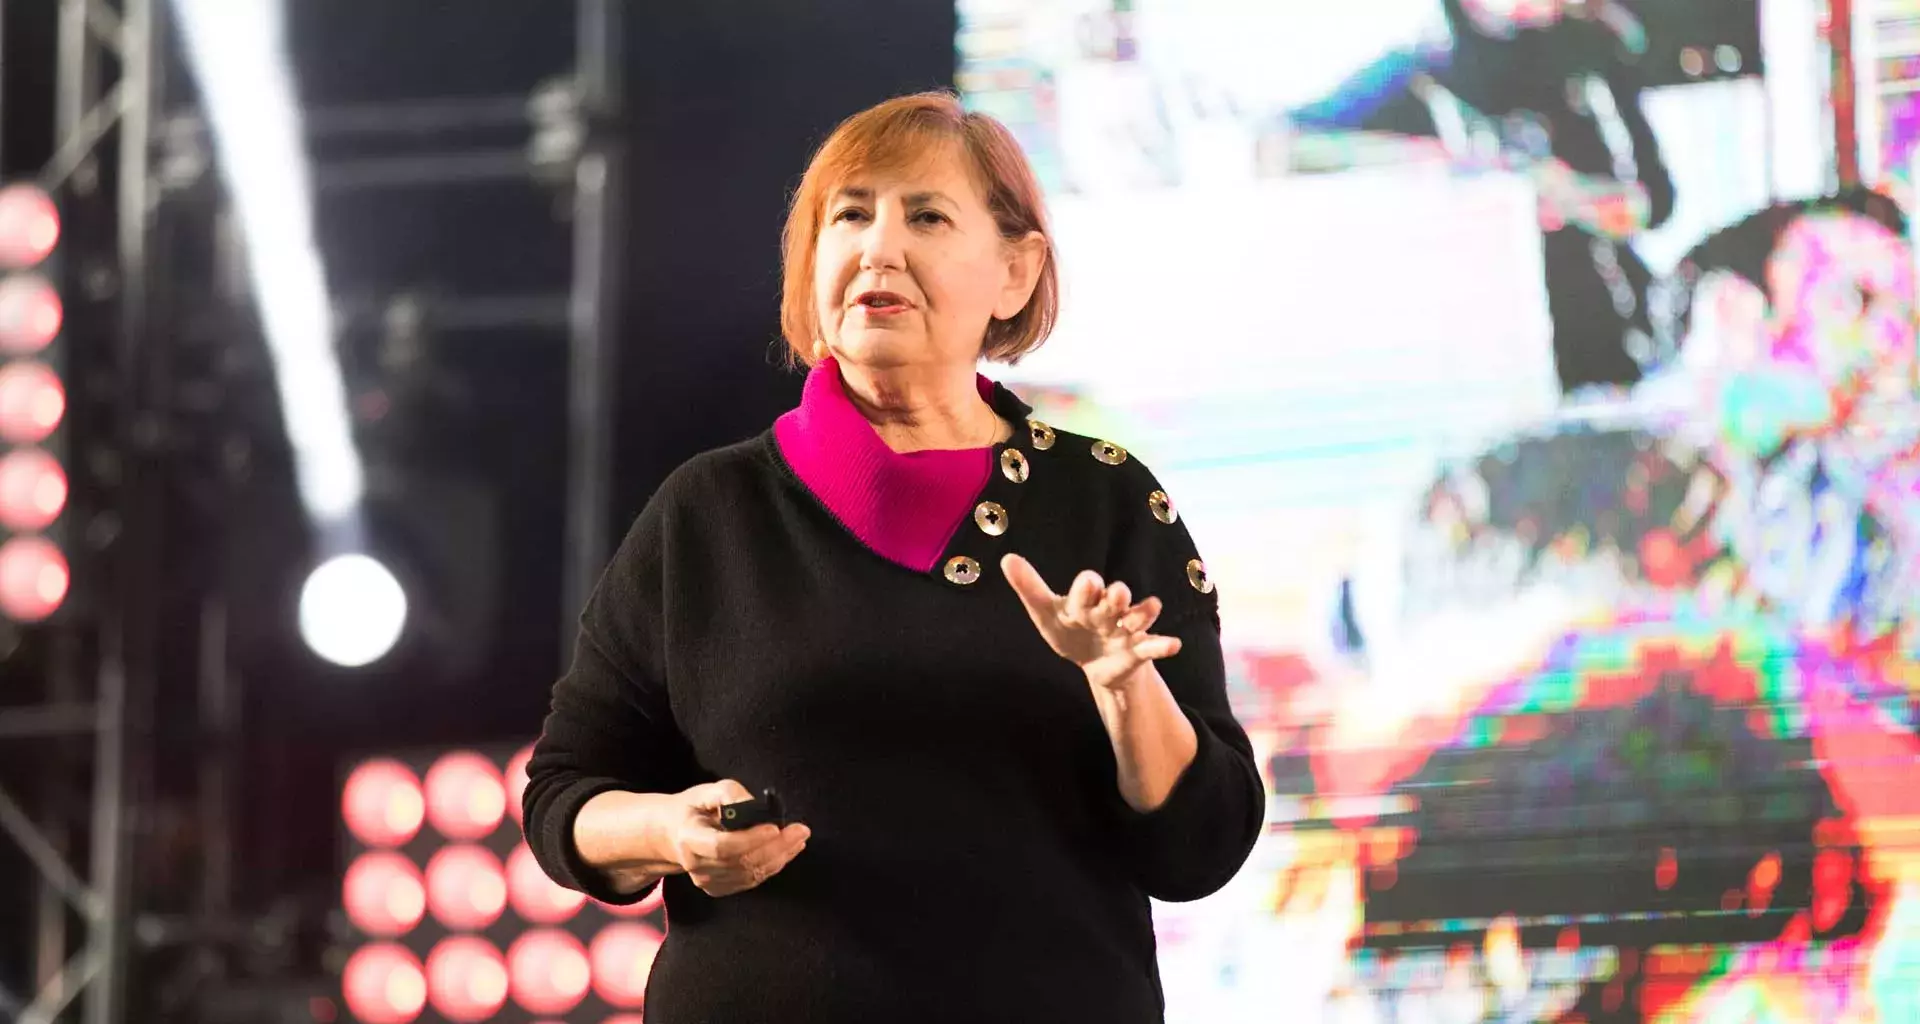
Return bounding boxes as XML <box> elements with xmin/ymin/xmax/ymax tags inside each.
<box><xmin>829</xmin><ymin>332</ymin><xmax>926</xmax><ymax>369</ymax></box>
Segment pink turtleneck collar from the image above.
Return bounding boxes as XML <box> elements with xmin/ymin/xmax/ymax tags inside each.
<box><xmin>773</xmin><ymin>358</ymin><xmax>1001</xmax><ymax>573</ymax></box>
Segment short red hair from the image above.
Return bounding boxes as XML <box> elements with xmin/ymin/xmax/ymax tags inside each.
<box><xmin>779</xmin><ymin>91</ymin><xmax>1058</xmax><ymax>368</ymax></box>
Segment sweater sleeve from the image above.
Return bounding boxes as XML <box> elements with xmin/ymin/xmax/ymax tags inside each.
<box><xmin>522</xmin><ymin>498</ymin><xmax>708</xmax><ymax>905</ymax></box>
<box><xmin>1102</xmin><ymin>460</ymin><xmax>1266</xmax><ymax>903</ymax></box>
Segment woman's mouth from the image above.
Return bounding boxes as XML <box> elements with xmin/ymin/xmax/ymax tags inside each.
<box><xmin>853</xmin><ymin>291</ymin><xmax>911</xmax><ymax>316</ymax></box>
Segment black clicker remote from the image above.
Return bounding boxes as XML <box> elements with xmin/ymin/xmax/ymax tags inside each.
<box><xmin>717</xmin><ymin>787</ymin><xmax>784</xmax><ymax>831</ymax></box>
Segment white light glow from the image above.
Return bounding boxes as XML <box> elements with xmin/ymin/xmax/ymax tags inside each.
<box><xmin>171</xmin><ymin>0</ymin><xmax>364</xmax><ymax>521</ymax></box>
<box><xmin>300</xmin><ymin>555</ymin><xmax>408</xmax><ymax>668</ymax></box>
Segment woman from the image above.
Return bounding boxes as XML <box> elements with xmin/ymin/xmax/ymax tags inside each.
<box><xmin>523</xmin><ymin>91</ymin><xmax>1265</xmax><ymax>1021</ymax></box>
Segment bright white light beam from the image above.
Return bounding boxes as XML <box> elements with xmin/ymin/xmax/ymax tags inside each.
<box><xmin>170</xmin><ymin>0</ymin><xmax>365</xmax><ymax>524</ymax></box>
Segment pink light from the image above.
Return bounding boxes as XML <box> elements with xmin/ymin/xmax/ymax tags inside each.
<box><xmin>0</xmin><ymin>185</ymin><xmax>59</xmax><ymax>268</ymax></box>
<box><xmin>424</xmin><ymin>751</ymin><xmax>507</xmax><ymax>841</ymax></box>
<box><xmin>506</xmin><ymin>929</ymin><xmax>592</xmax><ymax>1016</ymax></box>
<box><xmin>0</xmin><ymin>536</ymin><xmax>67</xmax><ymax>622</ymax></box>
<box><xmin>340</xmin><ymin>943</ymin><xmax>426</xmax><ymax>1024</ymax></box>
<box><xmin>342</xmin><ymin>851</ymin><xmax>426</xmax><ymax>938</ymax></box>
<box><xmin>589</xmin><ymin>922</ymin><xmax>665</xmax><ymax>1010</ymax></box>
<box><xmin>341</xmin><ymin>759</ymin><xmax>425</xmax><ymax>848</ymax></box>
<box><xmin>424</xmin><ymin>936</ymin><xmax>509</xmax><ymax>1023</ymax></box>
<box><xmin>0</xmin><ymin>276</ymin><xmax>62</xmax><ymax>354</ymax></box>
<box><xmin>0</xmin><ymin>449</ymin><xmax>66</xmax><ymax>532</ymax></box>
<box><xmin>506</xmin><ymin>844</ymin><xmax>586</xmax><ymax>924</ymax></box>
<box><xmin>0</xmin><ymin>362</ymin><xmax>64</xmax><ymax>444</ymax></box>
<box><xmin>424</xmin><ymin>844</ymin><xmax>507</xmax><ymax>931</ymax></box>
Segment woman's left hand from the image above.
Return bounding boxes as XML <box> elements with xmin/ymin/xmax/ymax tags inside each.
<box><xmin>1001</xmin><ymin>554</ymin><xmax>1184</xmax><ymax>691</ymax></box>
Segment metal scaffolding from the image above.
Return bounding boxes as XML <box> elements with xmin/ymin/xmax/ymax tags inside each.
<box><xmin>0</xmin><ymin>0</ymin><xmax>624</xmax><ymax>1019</ymax></box>
<box><xmin>0</xmin><ymin>3</ymin><xmax>158</xmax><ymax>1023</ymax></box>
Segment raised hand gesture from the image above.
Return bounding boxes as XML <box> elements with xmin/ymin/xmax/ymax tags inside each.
<box><xmin>1001</xmin><ymin>553</ymin><xmax>1183</xmax><ymax>692</ymax></box>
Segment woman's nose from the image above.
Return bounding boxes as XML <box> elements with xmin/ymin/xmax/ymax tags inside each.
<box><xmin>859</xmin><ymin>206</ymin><xmax>908</xmax><ymax>272</ymax></box>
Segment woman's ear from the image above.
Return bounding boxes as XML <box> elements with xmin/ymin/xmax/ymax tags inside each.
<box><xmin>993</xmin><ymin>231</ymin><xmax>1049</xmax><ymax>321</ymax></box>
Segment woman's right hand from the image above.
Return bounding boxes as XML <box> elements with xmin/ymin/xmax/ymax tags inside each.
<box><xmin>668</xmin><ymin>780</ymin><xmax>811</xmax><ymax>898</ymax></box>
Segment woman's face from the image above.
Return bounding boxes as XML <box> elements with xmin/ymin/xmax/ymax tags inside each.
<box><xmin>812</xmin><ymin>147</ymin><xmax>1042</xmax><ymax>374</ymax></box>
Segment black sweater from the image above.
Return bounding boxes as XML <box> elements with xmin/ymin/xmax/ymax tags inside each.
<box><xmin>523</xmin><ymin>384</ymin><xmax>1265</xmax><ymax>1022</ymax></box>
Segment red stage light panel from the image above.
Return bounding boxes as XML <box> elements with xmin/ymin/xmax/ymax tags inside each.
<box><xmin>424</xmin><ymin>936</ymin><xmax>510</xmax><ymax>1023</ymax></box>
<box><xmin>0</xmin><ymin>448</ymin><xmax>66</xmax><ymax>532</ymax></box>
<box><xmin>0</xmin><ymin>276</ymin><xmax>62</xmax><ymax>354</ymax></box>
<box><xmin>0</xmin><ymin>362</ymin><xmax>64</xmax><ymax>444</ymax></box>
<box><xmin>0</xmin><ymin>185</ymin><xmax>59</xmax><ymax>268</ymax></box>
<box><xmin>342</xmin><ymin>759</ymin><xmax>426</xmax><ymax>848</ymax></box>
<box><xmin>0</xmin><ymin>535</ymin><xmax>67</xmax><ymax>622</ymax></box>
<box><xmin>341</xmin><ymin>943</ymin><xmax>427</xmax><ymax>1024</ymax></box>
<box><xmin>424</xmin><ymin>750</ymin><xmax>508</xmax><ymax>841</ymax></box>
<box><xmin>343</xmin><ymin>851</ymin><xmax>428</xmax><ymax>938</ymax></box>
<box><xmin>506</xmin><ymin>844</ymin><xmax>586</xmax><ymax>925</ymax></box>
<box><xmin>424</xmin><ymin>844</ymin><xmax>508</xmax><ymax>931</ymax></box>
<box><xmin>588</xmin><ymin>922</ymin><xmax>664</xmax><ymax>1011</ymax></box>
<box><xmin>506</xmin><ymin>929</ymin><xmax>592</xmax><ymax>1016</ymax></box>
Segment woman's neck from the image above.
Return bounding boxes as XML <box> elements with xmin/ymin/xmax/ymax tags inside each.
<box><xmin>836</xmin><ymin>360</ymin><xmax>1009</xmax><ymax>453</ymax></box>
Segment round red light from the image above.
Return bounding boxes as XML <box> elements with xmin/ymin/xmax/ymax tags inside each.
<box><xmin>424</xmin><ymin>844</ymin><xmax>507</xmax><ymax>931</ymax></box>
<box><xmin>506</xmin><ymin>745</ymin><xmax>533</xmax><ymax>826</ymax></box>
<box><xmin>424</xmin><ymin>936</ymin><xmax>509</xmax><ymax>1023</ymax></box>
<box><xmin>340</xmin><ymin>943</ymin><xmax>426</xmax><ymax>1024</ymax></box>
<box><xmin>507</xmin><ymin>929</ymin><xmax>592</xmax><ymax>1016</ymax></box>
<box><xmin>424</xmin><ymin>750</ymin><xmax>507</xmax><ymax>841</ymax></box>
<box><xmin>0</xmin><ymin>536</ymin><xmax>67</xmax><ymax>622</ymax></box>
<box><xmin>0</xmin><ymin>185</ymin><xmax>59</xmax><ymax>268</ymax></box>
<box><xmin>0</xmin><ymin>362</ymin><xmax>65</xmax><ymax>444</ymax></box>
<box><xmin>0</xmin><ymin>276</ymin><xmax>63</xmax><ymax>354</ymax></box>
<box><xmin>506</xmin><ymin>844</ymin><xmax>586</xmax><ymax>924</ymax></box>
<box><xmin>342</xmin><ymin>851</ymin><xmax>427</xmax><ymax>937</ymax></box>
<box><xmin>341</xmin><ymin>759</ymin><xmax>425</xmax><ymax>848</ymax></box>
<box><xmin>0</xmin><ymin>449</ymin><xmax>66</xmax><ymax>532</ymax></box>
<box><xmin>589</xmin><ymin>922</ymin><xmax>664</xmax><ymax>1010</ymax></box>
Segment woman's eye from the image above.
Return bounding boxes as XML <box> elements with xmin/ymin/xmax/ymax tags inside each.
<box><xmin>833</xmin><ymin>208</ymin><xmax>869</xmax><ymax>224</ymax></box>
<box><xmin>912</xmin><ymin>210</ymin><xmax>948</xmax><ymax>226</ymax></box>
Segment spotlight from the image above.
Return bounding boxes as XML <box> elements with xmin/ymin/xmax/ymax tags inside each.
<box><xmin>299</xmin><ymin>553</ymin><xmax>407</xmax><ymax>667</ymax></box>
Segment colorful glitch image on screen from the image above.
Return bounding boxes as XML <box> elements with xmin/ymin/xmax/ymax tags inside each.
<box><xmin>960</xmin><ymin>1</ymin><xmax>1920</xmax><ymax>1020</ymax></box>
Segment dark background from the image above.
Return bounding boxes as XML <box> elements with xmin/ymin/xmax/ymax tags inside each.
<box><xmin>0</xmin><ymin>0</ymin><xmax>955</xmax><ymax>1001</ymax></box>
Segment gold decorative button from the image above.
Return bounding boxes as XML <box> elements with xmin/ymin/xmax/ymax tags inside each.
<box><xmin>1186</xmin><ymin>558</ymin><xmax>1214</xmax><ymax>594</ymax></box>
<box><xmin>1028</xmin><ymin>419</ymin><xmax>1056</xmax><ymax>451</ymax></box>
<box><xmin>974</xmin><ymin>501</ymin><xmax>1009</xmax><ymax>536</ymax></box>
<box><xmin>1000</xmin><ymin>449</ymin><xmax>1029</xmax><ymax>483</ymax></box>
<box><xmin>1148</xmin><ymin>490</ymin><xmax>1177</xmax><ymax>524</ymax></box>
<box><xmin>944</xmin><ymin>555</ymin><xmax>983</xmax><ymax>586</ymax></box>
<box><xmin>1092</xmin><ymin>440</ymin><xmax>1128</xmax><ymax>465</ymax></box>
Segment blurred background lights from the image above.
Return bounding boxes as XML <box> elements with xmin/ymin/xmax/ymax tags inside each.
<box><xmin>0</xmin><ymin>361</ymin><xmax>66</xmax><ymax>444</ymax></box>
<box><xmin>0</xmin><ymin>275</ymin><xmax>62</xmax><ymax>355</ymax></box>
<box><xmin>343</xmin><ymin>852</ymin><xmax>428</xmax><ymax>938</ymax></box>
<box><xmin>341</xmin><ymin>758</ymin><xmax>426</xmax><ymax>849</ymax></box>
<box><xmin>0</xmin><ymin>184</ymin><xmax>60</xmax><ymax>268</ymax></box>
<box><xmin>506</xmin><ymin>845</ymin><xmax>587</xmax><ymax>925</ymax></box>
<box><xmin>506</xmin><ymin>929</ymin><xmax>592</xmax><ymax>1016</ymax></box>
<box><xmin>423</xmin><ymin>751</ymin><xmax>508</xmax><ymax>841</ymax></box>
<box><xmin>424</xmin><ymin>937</ymin><xmax>510</xmax><ymax>1023</ymax></box>
<box><xmin>0</xmin><ymin>535</ymin><xmax>68</xmax><ymax>622</ymax></box>
<box><xmin>340</xmin><ymin>943</ymin><xmax>427</xmax><ymax>1024</ymax></box>
<box><xmin>423</xmin><ymin>844</ymin><xmax>508</xmax><ymax>931</ymax></box>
